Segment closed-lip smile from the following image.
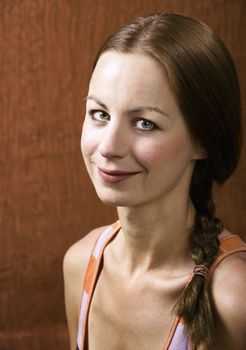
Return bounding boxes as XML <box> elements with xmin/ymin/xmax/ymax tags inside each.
<box><xmin>97</xmin><ymin>167</ymin><xmax>140</xmax><ymax>183</ymax></box>
<box><xmin>98</xmin><ymin>167</ymin><xmax>140</xmax><ymax>175</ymax></box>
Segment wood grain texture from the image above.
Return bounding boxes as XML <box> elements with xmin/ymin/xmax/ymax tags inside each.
<box><xmin>0</xmin><ymin>0</ymin><xmax>245</xmax><ymax>348</ymax></box>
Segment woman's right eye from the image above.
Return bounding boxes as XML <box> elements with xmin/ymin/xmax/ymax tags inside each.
<box><xmin>89</xmin><ymin>110</ymin><xmax>109</xmax><ymax>121</ymax></box>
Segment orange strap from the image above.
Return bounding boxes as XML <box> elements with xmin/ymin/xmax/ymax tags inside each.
<box><xmin>208</xmin><ymin>234</ymin><xmax>246</xmax><ymax>278</ymax></box>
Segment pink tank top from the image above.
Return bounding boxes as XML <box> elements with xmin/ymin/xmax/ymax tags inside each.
<box><xmin>76</xmin><ymin>221</ymin><xmax>246</xmax><ymax>350</ymax></box>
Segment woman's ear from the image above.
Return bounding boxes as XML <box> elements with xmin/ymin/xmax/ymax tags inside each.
<box><xmin>193</xmin><ymin>144</ymin><xmax>208</xmax><ymax>160</ymax></box>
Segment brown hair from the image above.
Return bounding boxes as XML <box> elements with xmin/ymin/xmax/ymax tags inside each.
<box><xmin>92</xmin><ymin>12</ymin><xmax>242</xmax><ymax>347</ymax></box>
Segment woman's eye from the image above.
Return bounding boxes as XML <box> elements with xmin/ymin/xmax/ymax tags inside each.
<box><xmin>89</xmin><ymin>110</ymin><xmax>109</xmax><ymax>121</ymax></box>
<box><xmin>135</xmin><ymin>119</ymin><xmax>156</xmax><ymax>131</ymax></box>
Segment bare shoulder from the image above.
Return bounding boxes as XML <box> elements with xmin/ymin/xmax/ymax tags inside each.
<box><xmin>63</xmin><ymin>224</ymin><xmax>109</xmax><ymax>275</ymax></box>
<box><xmin>63</xmin><ymin>224</ymin><xmax>110</xmax><ymax>350</ymax></box>
<box><xmin>211</xmin><ymin>250</ymin><xmax>246</xmax><ymax>313</ymax></box>
<box><xmin>63</xmin><ymin>223</ymin><xmax>110</xmax><ymax>295</ymax></box>
<box><xmin>209</xmin><ymin>244</ymin><xmax>246</xmax><ymax>349</ymax></box>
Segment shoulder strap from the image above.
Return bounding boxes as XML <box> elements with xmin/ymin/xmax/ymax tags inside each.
<box><xmin>76</xmin><ymin>221</ymin><xmax>121</xmax><ymax>350</ymax></box>
<box><xmin>163</xmin><ymin>277</ymin><xmax>194</xmax><ymax>350</ymax></box>
<box><xmin>208</xmin><ymin>234</ymin><xmax>246</xmax><ymax>278</ymax></box>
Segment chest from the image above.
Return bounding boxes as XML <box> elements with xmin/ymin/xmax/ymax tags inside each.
<box><xmin>88</xmin><ymin>266</ymin><xmax>187</xmax><ymax>350</ymax></box>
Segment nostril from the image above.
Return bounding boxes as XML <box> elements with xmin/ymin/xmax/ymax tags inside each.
<box><xmin>99</xmin><ymin>124</ymin><xmax>128</xmax><ymax>158</ymax></box>
<box><xmin>99</xmin><ymin>146</ymin><xmax>124</xmax><ymax>159</ymax></box>
<box><xmin>99</xmin><ymin>132</ymin><xmax>128</xmax><ymax>159</ymax></box>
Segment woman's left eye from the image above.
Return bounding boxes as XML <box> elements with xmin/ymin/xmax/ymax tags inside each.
<box><xmin>135</xmin><ymin>119</ymin><xmax>156</xmax><ymax>131</ymax></box>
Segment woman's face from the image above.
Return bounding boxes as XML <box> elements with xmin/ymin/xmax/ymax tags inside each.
<box><xmin>81</xmin><ymin>51</ymin><xmax>205</xmax><ymax>207</ymax></box>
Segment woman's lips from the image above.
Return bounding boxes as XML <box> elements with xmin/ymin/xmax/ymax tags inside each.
<box><xmin>97</xmin><ymin>168</ymin><xmax>140</xmax><ymax>183</ymax></box>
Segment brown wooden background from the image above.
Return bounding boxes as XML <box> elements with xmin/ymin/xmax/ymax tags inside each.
<box><xmin>0</xmin><ymin>1</ymin><xmax>245</xmax><ymax>349</ymax></box>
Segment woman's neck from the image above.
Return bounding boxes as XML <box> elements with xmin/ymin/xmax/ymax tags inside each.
<box><xmin>116</xmin><ymin>195</ymin><xmax>195</xmax><ymax>277</ymax></box>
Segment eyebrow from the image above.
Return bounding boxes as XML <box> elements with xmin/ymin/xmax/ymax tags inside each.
<box><xmin>84</xmin><ymin>95</ymin><xmax>169</xmax><ymax>118</ymax></box>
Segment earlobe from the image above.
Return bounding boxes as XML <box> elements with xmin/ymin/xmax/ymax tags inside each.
<box><xmin>193</xmin><ymin>145</ymin><xmax>208</xmax><ymax>160</ymax></box>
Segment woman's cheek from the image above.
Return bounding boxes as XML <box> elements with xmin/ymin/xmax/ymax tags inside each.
<box><xmin>81</xmin><ymin>123</ymin><xmax>96</xmax><ymax>157</ymax></box>
<box><xmin>137</xmin><ymin>136</ymin><xmax>189</xmax><ymax>164</ymax></box>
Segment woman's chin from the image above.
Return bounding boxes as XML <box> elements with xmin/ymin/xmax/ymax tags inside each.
<box><xmin>95</xmin><ymin>190</ymin><xmax>136</xmax><ymax>208</ymax></box>
<box><xmin>98</xmin><ymin>196</ymin><xmax>130</xmax><ymax>207</ymax></box>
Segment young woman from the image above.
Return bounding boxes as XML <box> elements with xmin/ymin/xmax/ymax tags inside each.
<box><xmin>63</xmin><ymin>12</ymin><xmax>246</xmax><ymax>350</ymax></box>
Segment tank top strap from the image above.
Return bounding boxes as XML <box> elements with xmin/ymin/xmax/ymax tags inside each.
<box><xmin>163</xmin><ymin>274</ymin><xmax>194</xmax><ymax>350</ymax></box>
<box><xmin>208</xmin><ymin>234</ymin><xmax>246</xmax><ymax>278</ymax></box>
<box><xmin>76</xmin><ymin>221</ymin><xmax>121</xmax><ymax>350</ymax></box>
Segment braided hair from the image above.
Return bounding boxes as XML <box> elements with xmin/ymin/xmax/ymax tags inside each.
<box><xmin>92</xmin><ymin>12</ymin><xmax>242</xmax><ymax>347</ymax></box>
<box><xmin>173</xmin><ymin>162</ymin><xmax>223</xmax><ymax>345</ymax></box>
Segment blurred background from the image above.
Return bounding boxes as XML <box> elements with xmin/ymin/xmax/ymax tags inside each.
<box><xmin>0</xmin><ymin>0</ymin><xmax>245</xmax><ymax>349</ymax></box>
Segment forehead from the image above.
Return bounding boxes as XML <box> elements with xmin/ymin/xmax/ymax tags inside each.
<box><xmin>88</xmin><ymin>51</ymin><xmax>176</xmax><ymax>108</ymax></box>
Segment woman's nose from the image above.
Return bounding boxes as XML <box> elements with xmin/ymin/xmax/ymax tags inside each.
<box><xmin>98</xmin><ymin>122</ymin><xmax>129</xmax><ymax>159</ymax></box>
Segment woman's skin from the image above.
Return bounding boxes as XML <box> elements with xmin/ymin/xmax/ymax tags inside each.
<box><xmin>63</xmin><ymin>51</ymin><xmax>246</xmax><ymax>350</ymax></box>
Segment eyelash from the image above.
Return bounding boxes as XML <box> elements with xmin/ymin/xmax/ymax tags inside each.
<box><xmin>88</xmin><ymin>110</ymin><xmax>157</xmax><ymax>132</ymax></box>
